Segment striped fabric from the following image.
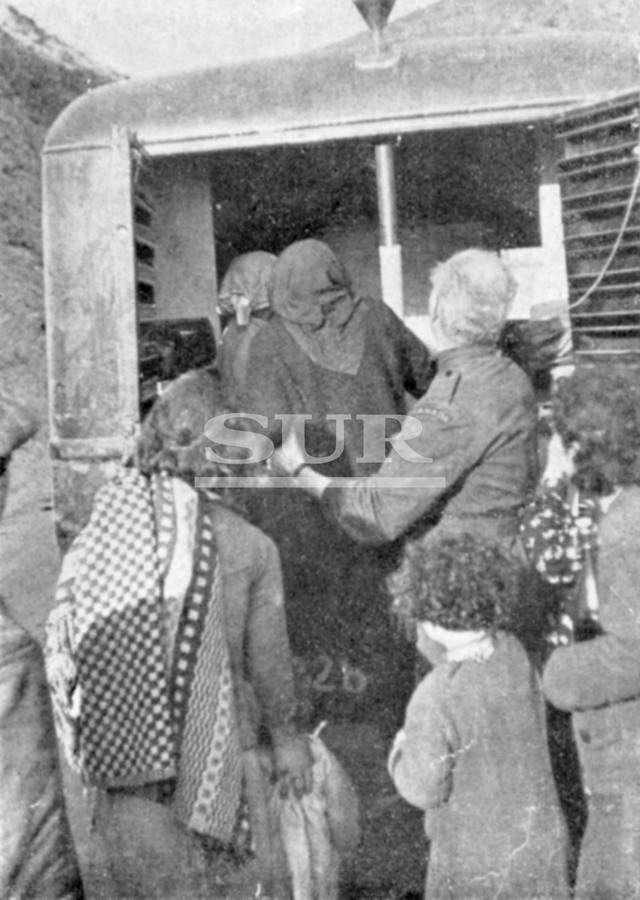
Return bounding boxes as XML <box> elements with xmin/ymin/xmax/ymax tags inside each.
<box><xmin>45</xmin><ymin>469</ymin><xmax>242</xmax><ymax>843</ymax></box>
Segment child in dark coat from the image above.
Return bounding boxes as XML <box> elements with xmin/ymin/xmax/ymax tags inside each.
<box><xmin>387</xmin><ymin>534</ymin><xmax>569</xmax><ymax>900</ymax></box>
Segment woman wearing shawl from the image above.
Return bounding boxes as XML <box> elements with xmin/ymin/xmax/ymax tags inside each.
<box><xmin>217</xmin><ymin>251</ymin><xmax>276</xmax><ymax>404</ymax></box>
<box><xmin>239</xmin><ymin>239</ymin><xmax>434</xmax><ymax>725</ymax></box>
<box><xmin>46</xmin><ymin>369</ymin><xmax>311</xmax><ymax>900</ymax></box>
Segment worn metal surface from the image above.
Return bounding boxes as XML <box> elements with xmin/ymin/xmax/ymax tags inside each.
<box><xmin>44</xmin><ymin>33</ymin><xmax>640</xmax><ymax>157</ymax></box>
<box><xmin>41</xmin><ymin>32</ymin><xmax>640</xmax><ymax>539</ymax></box>
<box><xmin>43</xmin><ymin>129</ymin><xmax>140</xmax><ymax>541</ymax></box>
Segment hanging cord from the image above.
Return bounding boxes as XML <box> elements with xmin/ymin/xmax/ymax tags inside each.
<box><xmin>569</xmin><ymin>140</ymin><xmax>640</xmax><ymax>311</ymax></box>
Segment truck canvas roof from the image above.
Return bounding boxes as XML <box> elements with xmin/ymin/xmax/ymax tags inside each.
<box><xmin>45</xmin><ymin>31</ymin><xmax>640</xmax><ymax>157</ymax></box>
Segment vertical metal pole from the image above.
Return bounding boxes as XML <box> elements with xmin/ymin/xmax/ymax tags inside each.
<box><xmin>375</xmin><ymin>143</ymin><xmax>397</xmax><ymax>244</ymax></box>
<box><xmin>375</xmin><ymin>142</ymin><xmax>403</xmax><ymax>316</ymax></box>
<box><xmin>535</xmin><ymin>128</ymin><xmax>573</xmax><ymax>365</ymax></box>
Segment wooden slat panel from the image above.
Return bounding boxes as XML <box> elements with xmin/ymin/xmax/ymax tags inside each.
<box><xmin>568</xmin><ymin>286</ymin><xmax>640</xmax><ymax>300</ymax></box>
<box><xmin>542</xmin><ymin>91</ymin><xmax>639</xmax><ymax>347</ymax></box>
<box><xmin>573</xmin><ymin>310</ymin><xmax>640</xmax><ymax>323</ymax></box>
<box><xmin>558</xmin><ymin>109</ymin><xmax>640</xmax><ymax>140</ymax></box>
<box><xmin>563</xmin><ymin>145</ymin><xmax>637</xmax><ymax>167</ymax></box>
<box><xmin>569</xmin><ymin>267</ymin><xmax>640</xmax><ymax>283</ymax></box>
<box><xmin>136</xmin><ymin>264</ymin><xmax>155</xmax><ymax>285</ymax></box>
<box><xmin>564</xmin><ymin>294</ymin><xmax>640</xmax><ymax>314</ymax></box>
<box><xmin>558</xmin><ymin>156</ymin><xmax>636</xmax><ymax>184</ymax></box>
<box><xmin>574</xmin><ymin>348</ymin><xmax>640</xmax><ymax>358</ymax></box>
<box><xmin>572</xmin><ymin>325</ymin><xmax>640</xmax><ymax>335</ymax></box>
<box><xmin>563</xmin><ymin>210</ymin><xmax>640</xmax><ymax>238</ymax></box>
<box><xmin>564</xmin><ymin>225</ymin><xmax>640</xmax><ymax>245</ymax></box>
<box><xmin>558</xmin><ymin>139</ymin><xmax>639</xmax><ymax>169</ymax></box>
<box><xmin>563</xmin><ymin>135</ymin><xmax>638</xmax><ymax>161</ymax></box>
<box><xmin>134</xmin><ymin>180</ymin><xmax>157</xmax><ymax>317</ymax></box>
<box><xmin>558</xmin><ymin>90</ymin><xmax>639</xmax><ymax>124</ymax></box>
<box><xmin>562</xmin><ymin>182</ymin><xmax>636</xmax><ymax>205</ymax></box>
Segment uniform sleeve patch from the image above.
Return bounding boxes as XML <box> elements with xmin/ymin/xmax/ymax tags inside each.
<box><xmin>419</xmin><ymin>404</ymin><xmax>454</xmax><ymax>425</ymax></box>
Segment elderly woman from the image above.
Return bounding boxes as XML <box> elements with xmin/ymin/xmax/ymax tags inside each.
<box><xmin>217</xmin><ymin>251</ymin><xmax>276</xmax><ymax>403</ymax></box>
<box><xmin>239</xmin><ymin>238</ymin><xmax>434</xmax><ymax>723</ymax></box>
<box><xmin>542</xmin><ymin>364</ymin><xmax>640</xmax><ymax>900</ymax></box>
<box><xmin>46</xmin><ymin>369</ymin><xmax>310</xmax><ymax>900</ymax></box>
<box><xmin>241</xmin><ymin>238</ymin><xmax>433</xmax><ymax>473</ymax></box>
<box><xmin>275</xmin><ymin>248</ymin><xmax>541</xmax><ymax>652</ymax></box>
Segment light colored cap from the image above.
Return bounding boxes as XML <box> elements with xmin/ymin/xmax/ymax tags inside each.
<box><xmin>429</xmin><ymin>248</ymin><xmax>517</xmax><ymax>345</ymax></box>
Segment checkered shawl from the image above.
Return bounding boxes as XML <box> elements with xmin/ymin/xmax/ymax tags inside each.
<box><xmin>45</xmin><ymin>469</ymin><xmax>243</xmax><ymax>843</ymax></box>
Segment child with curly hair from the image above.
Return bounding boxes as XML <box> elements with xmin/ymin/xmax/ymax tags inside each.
<box><xmin>388</xmin><ymin>534</ymin><xmax>569</xmax><ymax>900</ymax></box>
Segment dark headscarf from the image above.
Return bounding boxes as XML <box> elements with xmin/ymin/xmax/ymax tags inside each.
<box><xmin>137</xmin><ymin>367</ymin><xmax>258</xmax><ymax>512</ymax></box>
<box><xmin>138</xmin><ymin>368</ymin><xmax>223</xmax><ymax>477</ymax></box>
<box><xmin>270</xmin><ymin>239</ymin><xmax>366</xmax><ymax>374</ymax></box>
<box><xmin>218</xmin><ymin>251</ymin><xmax>276</xmax><ymax>317</ymax></box>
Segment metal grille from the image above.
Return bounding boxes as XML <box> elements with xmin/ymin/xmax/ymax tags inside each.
<box><xmin>134</xmin><ymin>184</ymin><xmax>156</xmax><ymax>318</ymax></box>
<box><xmin>557</xmin><ymin>90</ymin><xmax>640</xmax><ymax>356</ymax></box>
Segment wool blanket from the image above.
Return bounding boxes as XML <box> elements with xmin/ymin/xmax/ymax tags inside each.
<box><xmin>45</xmin><ymin>469</ymin><xmax>243</xmax><ymax>843</ymax></box>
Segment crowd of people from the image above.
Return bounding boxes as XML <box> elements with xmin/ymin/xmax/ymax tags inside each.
<box><xmin>2</xmin><ymin>240</ymin><xmax>640</xmax><ymax>899</ymax></box>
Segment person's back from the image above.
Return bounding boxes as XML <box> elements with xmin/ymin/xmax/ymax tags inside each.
<box><xmin>217</xmin><ymin>250</ymin><xmax>276</xmax><ymax>406</ymax></box>
<box><xmin>45</xmin><ymin>370</ymin><xmax>311</xmax><ymax>900</ymax></box>
<box><xmin>220</xmin><ymin>317</ymin><xmax>268</xmax><ymax>403</ymax></box>
<box><xmin>541</xmin><ymin>366</ymin><xmax>640</xmax><ymax>899</ymax></box>
<box><xmin>0</xmin><ymin>395</ymin><xmax>83</xmax><ymax>899</ymax></box>
<box><xmin>0</xmin><ymin>601</ymin><xmax>84</xmax><ymax>900</ymax></box>
<box><xmin>403</xmin><ymin>632</ymin><xmax>568</xmax><ymax>899</ymax></box>
<box><xmin>267</xmin><ymin>250</ymin><xmax>541</xmax><ymax>658</ymax></box>
<box><xmin>544</xmin><ymin>486</ymin><xmax>640</xmax><ymax>792</ymax></box>
<box><xmin>296</xmin><ymin>250</ymin><xmax>539</xmax><ymax>554</ymax></box>
<box><xmin>387</xmin><ymin>534</ymin><xmax>569</xmax><ymax>900</ymax></box>
<box><xmin>238</xmin><ymin>241</ymin><xmax>434</xmax><ymax>723</ymax></box>
<box><xmin>408</xmin><ymin>345</ymin><xmax>538</xmax><ymax>541</ymax></box>
<box><xmin>241</xmin><ymin>293</ymin><xmax>434</xmax><ymax>477</ymax></box>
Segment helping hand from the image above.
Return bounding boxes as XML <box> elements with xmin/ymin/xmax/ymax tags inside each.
<box><xmin>270</xmin><ymin>426</ymin><xmax>306</xmax><ymax>478</ymax></box>
<box><xmin>273</xmin><ymin>735</ymin><xmax>314</xmax><ymax>799</ymax></box>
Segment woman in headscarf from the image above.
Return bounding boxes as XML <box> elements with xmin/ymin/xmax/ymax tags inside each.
<box><xmin>239</xmin><ymin>239</ymin><xmax>434</xmax><ymax>727</ymax></box>
<box><xmin>46</xmin><ymin>368</ymin><xmax>311</xmax><ymax>900</ymax></box>
<box><xmin>243</xmin><ymin>239</ymin><xmax>432</xmax><ymax>472</ymax></box>
<box><xmin>217</xmin><ymin>251</ymin><xmax>276</xmax><ymax>404</ymax></box>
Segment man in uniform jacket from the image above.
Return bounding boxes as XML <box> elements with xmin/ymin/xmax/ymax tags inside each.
<box><xmin>273</xmin><ymin>248</ymin><xmax>540</xmax><ymax>651</ymax></box>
